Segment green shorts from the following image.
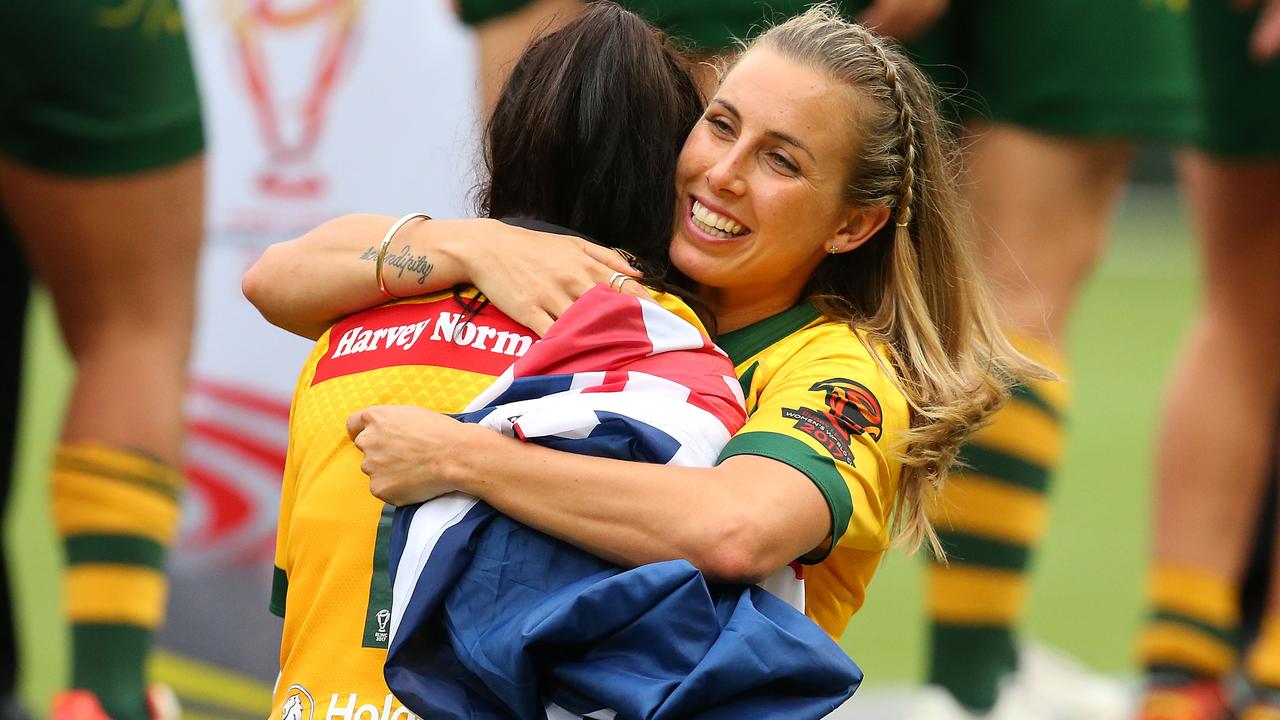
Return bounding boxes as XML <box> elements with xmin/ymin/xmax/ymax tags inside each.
<box><xmin>457</xmin><ymin>0</ymin><xmax>859</xmax><ymax>52</ymax></box>
<box><xmin>609</xmin><ymin>0</ymin><xmax>859</xmax><ymax>53</ymax></box>
<box><xmin>456</xmin><ymin>0</ymin><xmax>537</xmax><ymax>26</ymax></box>
<box><xmin>1188</xmin><ymin>0</ymin><xmax>1280</xmax><ymax>157</ymax></box>
<box><xmin>911</xmin><ymin>0</ymin><xmax>1199</xmax><ymax>142</ymax></box>
<box><xmin>0</xmin><ymin>0</ymin><xmax>205</xmax><ymax>177</ymax></box>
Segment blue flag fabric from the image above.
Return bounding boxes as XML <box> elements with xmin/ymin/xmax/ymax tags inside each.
<box><xmin>383</xmin><ymin>288</ymin><xmax>862</xmax><ymax>719</ymax></box>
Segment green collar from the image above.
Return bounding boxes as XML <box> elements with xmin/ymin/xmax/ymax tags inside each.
<box><xmin>715</xmin><ymin>303</ymin><xmax>822</xmax><ymax>366</ymax></box>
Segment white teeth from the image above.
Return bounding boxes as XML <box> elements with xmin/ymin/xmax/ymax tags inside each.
<box><xmin>692</xmin><ymin>200</ymin><xmax>747</xmax><ymax>237</ymax></box>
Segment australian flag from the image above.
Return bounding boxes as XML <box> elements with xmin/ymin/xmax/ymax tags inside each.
<box><xmin>384</xmin><ymin>286</ymin><xmax>862</xmax><ymax>719</ymax></box>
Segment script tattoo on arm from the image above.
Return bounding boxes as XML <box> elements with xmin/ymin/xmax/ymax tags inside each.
<box><xmin>383</xmin><ymin>245</ymin><xmax>434</xmax><ymax>285</ymax></box>
<box><xmin>356</xmin><ymin>245</ymin><xmax>434</xmax><ymax>285</ymax></box>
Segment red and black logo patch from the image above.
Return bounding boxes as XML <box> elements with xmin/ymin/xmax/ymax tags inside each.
<box><xmin>782</xmin><ymin>378</ymin><xmax>884</xmax><ymax>465</ymax></box>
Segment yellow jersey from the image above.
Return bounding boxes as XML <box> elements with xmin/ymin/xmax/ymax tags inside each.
<box><xmin>715</xmin><ymin>303</ymin><xmax>910</xmax><ymax>639</ymax></box>
<box><xmin>269</xmin><ymin>289</ymin><xmax>533</xmax><ymax>720</ymax></box>
<box><xmin>268</xmin><ymin>285</ymin><xmax>710</xmax><ymax>719</ymax></box>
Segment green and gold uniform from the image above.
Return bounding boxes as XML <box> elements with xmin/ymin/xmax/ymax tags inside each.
<box><xmin>0</xmin><ymin>0</ymin><xmax>204</xmax><ymax>176</ymax></box>
<box><xmin>716</xmin><ymin>303</ymin><xmax>909</xmax><ymax>638</ymax></box>
<box><xmin>458</xmin><ymin>0</ymin><xmax>1198</xmax><ymax>141</ymax></box>
<box><xmin>457</xmin><ymin>0</ymin><xmax>846</xmax><ymax>51</ymax></box>
<box><xmin>912</xmin><ymin>0</ymin><xmax>1198</xmax><ymax>141</ymax></box>
<box><xmin>270</xmin><ymin>289</ymin><xmax>527</xmax><ymax>720</ymax></box>
<box><xmin>270</xmin><ymin>286</ymin><xmax>713</xmax><ymax>718</ymax></box>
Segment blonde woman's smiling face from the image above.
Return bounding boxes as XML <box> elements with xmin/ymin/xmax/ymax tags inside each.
<box><xmin>670</xmin><ymin>47</ymin><xmax>888</xmax><ymax>324</ymax></box>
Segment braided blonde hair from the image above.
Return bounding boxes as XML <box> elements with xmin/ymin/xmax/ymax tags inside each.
<box><xmin>746</xmin><ymin>5</ymin><xmax>1040</xmax><ymax>556</ymax></box>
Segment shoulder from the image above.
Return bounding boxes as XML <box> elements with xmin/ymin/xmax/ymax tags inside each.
<box><xmin>720</xmin><ymin>318</ymin><xmax>909</xmax><ymax>556</ymax></box>
<box><xmin>747</xmin><ymin>318</ymin><xmax>910</xmax><ymax>437</ymax></box>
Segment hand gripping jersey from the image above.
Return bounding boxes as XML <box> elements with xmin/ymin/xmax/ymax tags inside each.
<box><xmin>714</xmin><ymin>303</ymin><xmax>911</xmax><ymax>640</ymax></box>
<box><xmin>384</xmin><ymin>286</ymin><xmax>860</xmax><ymax>719</ymax></box>
<box><xmin>270</xmin><ymin>287</ymin><xmax>533</xmax><ymax>720</ymax></box>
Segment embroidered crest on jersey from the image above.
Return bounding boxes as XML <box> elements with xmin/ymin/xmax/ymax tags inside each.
<box><xmin>781</xmin><ymin>378</ymin><xmax>883</xmax><ymax>464</ymax></box>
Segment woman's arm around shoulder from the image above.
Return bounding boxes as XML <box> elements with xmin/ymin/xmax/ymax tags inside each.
<box><xmin>242</xmin><ymin>214</ymin><xmax>638</xmax><ymax>339</ymax></box>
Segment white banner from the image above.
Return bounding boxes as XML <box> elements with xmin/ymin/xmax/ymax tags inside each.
<box><xmin>161</xmin><ymin>1</ymin><xmax>479</xmax><ymax>709</ymax></box>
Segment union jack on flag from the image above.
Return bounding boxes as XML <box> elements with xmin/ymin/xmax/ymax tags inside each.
<box><xmin>385</xmin><ymin>286</ymin><xmax>860</xmax><ymax>719</ymax></box>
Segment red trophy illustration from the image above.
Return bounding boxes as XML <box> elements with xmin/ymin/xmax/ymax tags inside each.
<box><xmin>229</xmin><ymin>0</ymin><xmax>360</xmax><ymax>198</ymax></box>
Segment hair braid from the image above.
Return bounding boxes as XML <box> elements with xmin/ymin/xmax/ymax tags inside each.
<box><xmin>859</xmin><ymin>29</ymin><xmax>917</xmax><ymax>230</ymax></box>
<box><xmin>747</xmin><ymin>4</ymin><xmax>1047</xmax><ymax>555</ymax></box>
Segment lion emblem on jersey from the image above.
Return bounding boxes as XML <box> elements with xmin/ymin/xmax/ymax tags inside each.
<box><xmin>781</xmin><ymin>378</ymin><xmax>883</xmax><ymax>465</ymax></box>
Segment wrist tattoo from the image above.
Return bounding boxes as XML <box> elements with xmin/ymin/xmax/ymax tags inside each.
<box><xmin>358</xmin><ymin>246</ymin><xmax>378</xmax><ymax>262</ymax></box>
<box><xmin>383</xmin><ymin>245</ymin><xmax>434</xmax><ymax>285</ymax></box>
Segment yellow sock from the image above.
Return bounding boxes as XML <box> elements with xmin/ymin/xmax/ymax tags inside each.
<box><xmin>53</xmin><ymin>442</ymin><xmax>184</xmax><ymax>720</ymax></box>
<box><xmin>1138</xmin><ymin>565</ymin><xmax>1239</xmax><ymax>679</ymax></box>
<box><xmin>1247</xmin><ymin>616</ymin><xmax>1280</xmax><ymax>690</ymax></box>
<box><xmin>927</xmin><ymin>331</ymin><xmax>1069</xmax><ymax>713</ymax></box>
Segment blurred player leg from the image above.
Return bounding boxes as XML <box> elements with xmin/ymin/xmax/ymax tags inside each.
<box><xmin>1138</xmin><ymin>0</ymin><xmax>1280</xmax><ymax>716</ymax></box>
<box><xmin>1139</xmin><ymin>155</ymin><xmax>1280</xmax><ymax>720</ymax></box>
<box><xmin>0</xmin><ymin>0</ymin><xmax>204</xmax><ymax>717</ymax></box>
<box><xmin>905</xmin><ymin>1</ymin><xmax>1197</xmax><ymax>716</ymax></box>
<box><xmin>0</xmin><ymin>158</ymin><xmax>202</xmax><ymax>720</ymax></box>
<box><xmin>924</xmin><ymin>126</ymin><xmax>1132</xmax><ymax>718</ymax></box>
<box><xmin>0</xmin><ymin>155</ymin><xmax>203</xmax><ymax>720</ymax></box>
<box><xmin>463</xmin><ymin>0</ymin><xmax>584</xmax><ymax>118</ymax></box>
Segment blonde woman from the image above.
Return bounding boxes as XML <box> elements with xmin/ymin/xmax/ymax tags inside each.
<box><xmin>248</xmin><ymin>4</ymin><xmax>1030</xmax><ymax>644</ymax></box>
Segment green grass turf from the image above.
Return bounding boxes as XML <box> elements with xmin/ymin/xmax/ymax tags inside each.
<box><xmin>5</xmin><ymin>186</ymin><xmax>1198</xmax><ymax>709</ymax></box>
<box><xmin>9</xmin><ymin>290</ymin><xmax>72</xmax><ymax>708</ymax></box>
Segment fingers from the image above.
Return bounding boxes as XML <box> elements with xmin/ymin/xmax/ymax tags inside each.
<box><xmin>609</xmin><ymin>273</ymin><xmax>649</xmax><ymax>299</ymax></box>
<box><xmin>1252</xmin><ymin>0</ymin><xmax>1280</xmax><ymax>61</ymax></box>
<box><xmin>858</xmin><ymin>0</ymin><xmax>911</xmax><ymax>38</ymax></box>
<box><xmin>582</xmin><ymin>242</ymin><xmax>641</xmax><ymax>276</ymax></box>
<box><xmin>523</xmin><ymin>309</ymin><xmax>556</xmax><ymax>337</ymax></box>
<box><xmin>618</xmin><ymin>277</ymin><xmax>649</xmax><ymax>299</ymax></box>
<box><xmin>858</xmin><ymin>0</ymin><xmax>945</xmax><ymax>41</ymax></box>
<box><xmin>347</xmin><ymin>409</ymin><xmax>370</xmax><ymax>441</ymax></box>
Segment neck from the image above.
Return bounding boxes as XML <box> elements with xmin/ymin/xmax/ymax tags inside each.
<box><xmin>700</xmin><ymin>286</ymin><xmax>804</xmax><ymax>335</ymax></box>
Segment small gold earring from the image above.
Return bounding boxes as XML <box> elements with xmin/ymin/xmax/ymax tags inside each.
<box><xmin>827</xmin><ymin>246</ymin><xmax>839</xmax><ymax>254</ymax></box>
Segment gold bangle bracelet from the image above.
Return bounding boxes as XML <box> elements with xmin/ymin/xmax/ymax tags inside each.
<box><xmin>376</xmin><ymin>212</ymin><xmax>432</xmax><ymax>299</ymax></box>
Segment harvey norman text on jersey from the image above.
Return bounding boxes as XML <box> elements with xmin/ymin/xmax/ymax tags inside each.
<box><xmin>331</xmin><ymin>311</ymin><xmax>533</xmax><ymax>360</ymax></box>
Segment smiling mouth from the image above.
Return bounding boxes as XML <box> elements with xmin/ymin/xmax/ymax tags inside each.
<box><xmin>691</xmin><ymin>199</ymin><xmax>750</xmax><ymax>239</ymax></box>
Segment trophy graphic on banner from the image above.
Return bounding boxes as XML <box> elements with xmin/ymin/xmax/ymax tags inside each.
<box><xmin>228</xmin><ymin>0</ymin><xmax>361</xmax><ymax>198</ymax></box>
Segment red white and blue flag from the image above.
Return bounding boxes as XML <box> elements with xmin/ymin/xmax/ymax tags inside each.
<box><xmin>385</xmin><ymin>287</ymin><xmax>860</xmax><ymax>719</ymax></box>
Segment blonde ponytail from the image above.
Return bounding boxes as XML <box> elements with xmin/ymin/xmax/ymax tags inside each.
<box><xmin>751</xmin><ymin>4</ymin><xmax>1044</xmax><ymax>555</ymax></box>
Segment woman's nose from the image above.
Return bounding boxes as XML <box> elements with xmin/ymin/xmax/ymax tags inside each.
<box><xmin>706</xmin><ymin>151</ymin><xmax>747</xmax><ymax>197</ymax></box>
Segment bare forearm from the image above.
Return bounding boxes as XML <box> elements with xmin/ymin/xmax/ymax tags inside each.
<box><xmin>242</xmin><ymin>214</ymin><xmax>478</xmax><ymax>338</ymax></box>
<box><xmin>449</xmin><ymin>429</ymin><xmax>827</xmax><ymax>583</ymax></box>
<box><xmin>350</xmin><ymin>405</ymin><xmax>830</xmax><ymax>580</ymax></box>
<box><xmin>456</xmin><ymin>432</ymin><xmax>747</xmax><ymax>576</ymax></box>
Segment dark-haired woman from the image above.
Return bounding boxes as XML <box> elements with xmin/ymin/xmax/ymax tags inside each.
<box><xmin>249</xmin><ymin>3</ymin><xmax>1036</xmax><ymax>673</ymax></box>
<box><xmin>252</xmin><ymin>6</ymin><xmax>715</xmax><ymax>719</ymax></box>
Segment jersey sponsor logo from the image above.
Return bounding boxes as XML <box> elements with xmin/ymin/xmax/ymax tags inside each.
<box><xmin>281</xmin><ymin>685</ymin><xmax>315</xmax><ymax>720</ymax></box>
<box><xmin>325</xmin><ymin>693</ymin><xmax>419</xmax><ymax>720</ymax></box>
<box><xmin>312</xmin><ymin>299</ymin><xmax>535</xmax><ymax>385</ymax></box>
<box><xmin>781</xmin><ymin>378</ymin><xmax>883</xmax><ymax>464</ymax></box>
